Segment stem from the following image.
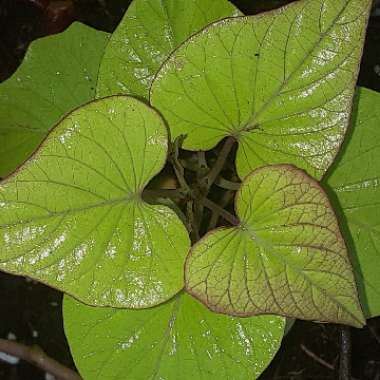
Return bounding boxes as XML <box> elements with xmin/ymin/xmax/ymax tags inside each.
<box><xmin>194</xmin><ymin>151</ymin><xmax>210</xmax><ymax>235</ymax></box>
<box><xmin>0</xmin><ymin>339</ymin><xmax>82</xmax><ymax>380</ymax></box>
<box><xmin>207</xmin><ymin>190</ymin><xmax>234</xmax><ymax>231</ymax></box>
<box><xmin>169</xmin><ymin>137</ymin><xmax>202</xmax><ymax>240</ymax></box>
<box><xmin>339</xmin><ymin>326</ymin><xmax>351</xmax><ymax>380</ymax></box>
<box><xmin>202</xmin><ymin>198</ymin><xmax>240</xmax><ymax>226</ymax></box>
<box><xmin>143</xmin><ymin>189</ymin><xmax>185</xmax><ymax>200</ymax></box>
<box><xmin>215</xmin><ymin>177</ymin><xmax>241</xmax><ymax>191</ymax></box>
<box><xmin>197</xmin><ymin>151</ymin><xmax>208</xmax><ymax>171</ymax></box>
<box><xmin>187</xmin><ymin>200</ymin><xmax>200</xmax><ymax>242</ymax></box>
<box><xmin>193</xmin><ymin>200</ymin><xmax>204</xmax><ymax>238</ymax></box>
<box><xmin>203</xmin><ymin>137</ymin><xmax>235</xmax><ymax>191</ymax></box>
<box><xmin>170</xmin><ymin>136</ymin><xmax>190</xmax><ymax>192</ymax></box>
<box><xmin>300</xmin><ymin>344</ymin><xmax>335</xmax><ymax>371</ymax></box>
<box><xmin>368</xmin><ymin>322</ymin><xmax>380</xmax><ymax>346</ymax></box>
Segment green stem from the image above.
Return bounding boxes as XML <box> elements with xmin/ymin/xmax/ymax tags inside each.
<box><xmin>207</xmin><ymin>190</ymin><xmax>235</xmax><ymax>231</ymax></box>
<box><xmin>194</xmin><ymin>151</ymin><xmax>210</xmax><ymax>235</ymax></box>
<box><xmin>202</xmin><ymin>198</ymin><xmax>239</xmax><ymax>226</ymax></box>
<box><xmin>197</xmin><ymin>151</ymin><xmax>208</xmax><ymax>171</ymax></box>
<box><xmin>203</xmin><ymin>136</ymin><xmax>236</xmax><ymax>191</ymax></box>
<box><xmin>187</xmin><ymin>199</ymin><xmax>200</xmax><ymax>242</ymax></box>
<box><xmin>215</xmin><ymin>177</ymin><xmax>241</xmax><ymax>191</ymax></box>
<box><xmin>169</xmin><ymin>137</ymin><xmax>202</xmax><ymax>241</ymax></box>
<box><xmin>142</xmin><ymin>188</ymin><xmax>186</xmax><ymax>200</ymax></box>
<box><xmin>170</xmin><ymin>136</ymin><xmax>190</xmax><ymax>192</ymax></box>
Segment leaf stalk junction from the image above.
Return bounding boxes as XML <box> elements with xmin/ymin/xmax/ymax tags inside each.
<box><xmin>143</xmin><ymin>135</ymin><xmax>241</xmax><ymax>242</ymax></box>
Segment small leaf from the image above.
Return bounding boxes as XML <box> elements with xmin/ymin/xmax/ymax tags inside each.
<box><xmin>150</xmin><ymin>0</ymin><xmax>372</xmax><ymax>180</ymax></box>
<box><xmin>325</xmin><ymin>87</ymin><xmax>380</xmax><ymax>318</ymax></box>
<box><xmin>96</xmin><ymin>0</ymin><xmax>241</xmax><ymax>99</ymax></box>
<box><xmin>0</xmin><ymin>96</ymin><xmax>190</xmax><ymax>308</ymax></box>
<box><xmin>185</xmin><ymin>165</ymin><xmax>365</xmax><ymax>327</ymax></box>
<box><xmin>63</xmin><ymin>293</ymin><xmax>285</xmax><ymax>380</ymax></box>
<box><xmin>0</xmin><ymin>22</ymin><xmax>109</xmax><ymax>178</ymax></box>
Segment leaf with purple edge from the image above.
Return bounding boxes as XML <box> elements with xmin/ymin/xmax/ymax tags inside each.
<box><xmin>185</xmin><ymin>165</ymin><xmax>365</xmax><ymax>327</ymax></box>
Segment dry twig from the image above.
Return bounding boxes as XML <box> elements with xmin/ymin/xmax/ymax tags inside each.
<box><xmin>0</xmin><ymin>338</ymin><xmax>82</xmax><ymax>380</ymax></box>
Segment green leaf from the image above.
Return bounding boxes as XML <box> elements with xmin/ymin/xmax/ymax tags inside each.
<box><xmin>96</xmin><ymin>0</ymin><xmax>241</xmax><ymax>99</ymax></box>
<box><xmin>150</xmin><ymin>0</ymin><xmax>371</xmax><ymax>180</ymax></box>
<box><xmin>0</xmin><ymin>96</ymin><xmax>190</xmax><ymax>308</ymax></box>
<box><xmin>325</xmin><ymin>87</ymin><xmax>380</xmax><ymax>319</ymax></box>
<box><xmin>185</xmin><ymin>165</ymin><xmax>365</xmax><ymax>327</ymax></box>
<box><xmin>63</xmin><ymin>293</ymin><xmax>285</xmax><ymax>380</ymax></box>
<box><xmin>0</xmin><ymin>22</ymin><xmax>110</xmax><ymax>178</ymax></box>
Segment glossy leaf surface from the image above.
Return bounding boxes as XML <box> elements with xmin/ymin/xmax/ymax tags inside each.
<box><xmin>96</xmin><ymin>0</ymin><xmax>241</xmax><ymax>99</ymax></box>
<box><xmin>326</xmin><ymin>87</ymin><xmax>380</xmax><ymax>318</ymax></box>
<box><xmin>186</xmin><ymin>165</ymin><xmax>364</xmax><ymax>327</ymax></box>
<box><xmin>0</xmin><ymin>22</ymin><xmax>109</xmax><ymax>178</ymax></box>
<box><xmin>0</xmin><ymin>96</ymin><xmax>190</xmax><ymax>308</ymax></box>
<box><xmin>150</xmin><ymin>0</ymin><xmax>371</xmax><ymax>179</ymax></box>
<box><xmin>63</xmin><ymin>293</ymin><xmax>285</xmax><ymax>380</ymax></box>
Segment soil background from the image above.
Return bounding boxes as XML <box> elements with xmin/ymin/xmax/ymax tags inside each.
<box><xmin>0</xmin><ymin>1</ymin><xmax>379</xmax><ymax>379</ymax></box>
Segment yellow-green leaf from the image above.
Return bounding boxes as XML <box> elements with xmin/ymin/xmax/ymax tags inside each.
<box><xmin>150</xmin><ymin>0</ymin><xmax>371</xmax><ymax>180</ymax></box>
<box><xmin>326</xmin><ymin>87</ymin><xmax>380</xmax><ymax>319</ymax></box>
<box><xmin>0</xmin><ymin>96</ymin><xmax>190</xmax><ymax>308</ymax></box>
<box><xmin>96</xmin><ymin>0</ymin><xmax>241</xmax><ymax>99</ymax></box>
<box><xmin>63</xmin><ymin>293</ymin><xmax>285</xmax><ymax>380</ymax></box>
<box><xmin>0</xmin><ymin>23</ymin><xmax>109</xmax><ymax>178</ymax></box>
<box><xmin>186</xmin><ymin>165</ymin><xmax>364</xmax><ymax>327</ymax></box>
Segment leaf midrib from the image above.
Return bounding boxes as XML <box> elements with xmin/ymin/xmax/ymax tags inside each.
<box><xmin>0</xmin><ymin>195</ymin><xmax>137</xmax><ymax>229</ymax></box>
<box><xmin>244</xmin><ymin>0</ymin><xmax>356</xmax><ymax>131</ymax></box>
<box><xmin>150</xmin><ymin>294</ymin><xmax>182</xmax><ymax>380</ymax></box>
<box><xmin>239</xmin><ymin>226</ymin><xmax>363</xmax><ymax>325</ymax></box>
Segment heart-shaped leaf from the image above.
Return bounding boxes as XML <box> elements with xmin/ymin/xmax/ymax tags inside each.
<box><xmin>326</xmin><ymin>87</ymin><xmax>380</xmax><ymax>318</ymax></box>
<box><xmin>0</xmin><ymin>22</ymin><xmax>109</xmax><ymax>178</ymax></box>
<box><xmin>0</xmin><ymin>96</ymin><xmax>190</xmax><ymax>308</ymax></box>
<box><xmin>96</xmin><ymin>0</ymin><xmax>241</xmax><ymax>99</ymax></box>
<box><xmin>150</xmin><ymin>0</ymin><xmax>372</xmax><ymax>180</ymax></box>
<box><xmin>63</xmin><ymin>293</ymin><xmax>285</xmax><ymax>380</ymax></box>
<box><xmin>185</xmin><ymin>165</ymin><xmax>364</xmax><ymax>327</ymax></box>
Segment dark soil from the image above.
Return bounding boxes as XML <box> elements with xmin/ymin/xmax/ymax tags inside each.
<box><xmin>0</xmin><ymin>1</ymin><xmax>379</xmax><ymax>379</ymax></box>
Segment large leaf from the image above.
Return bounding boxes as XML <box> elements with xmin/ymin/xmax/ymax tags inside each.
<box><xmin>326</xmin><ymin>87</ymin><xmax>380</xmax><ymax>318</ymax></box>
<box><xmin>96</xmin><ymin>0</ymin><xmax>241</xmax><ymax>99</ymax></box>
<box><xmin>0</xmin><ymin>22</ymin><xmax>109</xmax><ymax>178</ymax></box>
<box><xmin>150</xmin><ymin>0</ymin><xmax>371</xmax><ymax>180</ymax></box>
<box><xmin>185</xmin><ymin>165</ymin><xmax>365</xmax><ymax>327</ymax></box>
<box><xmin>0</xmin><ymin>96</ymin><xmax>190</xmax><ymax>308</ymax></box>
<box><xmin>63</xmin><ymin>293</ymin><xmax>285</xmax><ymax>380</ymax></box>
